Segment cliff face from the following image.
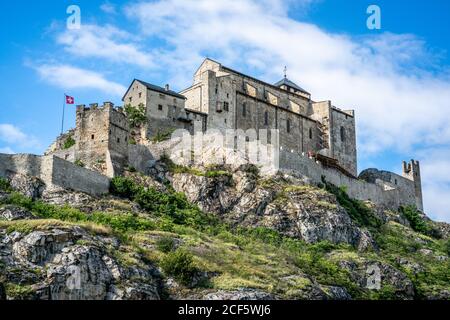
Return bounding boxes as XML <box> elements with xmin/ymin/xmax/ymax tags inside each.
<box><xmin>0</xmin><ymin>163</ymin><xmax>449</xmax><ymax>300</ymax></box>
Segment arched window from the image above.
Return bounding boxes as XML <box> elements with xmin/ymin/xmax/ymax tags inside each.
<box><xmin>309</xmin><ymin>128</ymin><xmax>313</xmax><ymax>139</ymax></box>
<box><xmin>286</xmin><ymin>119</ymin><xmax>291</xmax><ymax>133</ymax></box>
<box><xmin>264</xmin><ymin>111</ymin><xmax>268</xmax><ymax>125</ymax></box>
<box><xmin>242</xmin><ymin>102</ymin><xmax>247</xmax><ymax>117</ymax></box>
<box><xmin>340</xmin><ymin>126</ymin><xmax>346</xmax><ymax>142</ymax></box>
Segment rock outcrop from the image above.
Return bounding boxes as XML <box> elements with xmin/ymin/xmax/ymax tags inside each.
<box><xmin>0</xmin><ymin>225</ymin><xmax>160</xmax><ymax>300</ymax></box>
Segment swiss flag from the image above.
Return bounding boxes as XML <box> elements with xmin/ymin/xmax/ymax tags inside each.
<box><xmin>65</xmin><ymin>95</ymin><xmax>75</xmax><ymax>104</ymax></box>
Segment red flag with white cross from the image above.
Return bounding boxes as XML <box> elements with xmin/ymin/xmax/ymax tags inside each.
<box><xmin>65</xmin><ymin>95</ymin><xmax>75</xmax><ymax>104</ymax></box>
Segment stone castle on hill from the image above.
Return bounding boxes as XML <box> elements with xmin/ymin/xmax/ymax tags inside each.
<box><xmin>0</xmin><ymin>58</ymin><xmax>423</xmax><ymax>212</ymax></box>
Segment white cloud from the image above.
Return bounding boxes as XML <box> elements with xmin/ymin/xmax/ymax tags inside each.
<box><xmin>34</xmin><ymin>64</ymin><xmax>126</xmax><ymax>96</ymax></box>
<box><xmin>57</xmin><ymin>24</ymin><xmax>154</xmax><ymax>67</ymax></box>
<box><xmin>0</xmin><ymin>124</ymin><xmax>41</xmax><ymax>152</ymax></box>
<box><xmin>100</xmin><ymin>2</ymin><xmax>117</xmax><ymax>14</ymax></box>
<box><xmin>124</xmin><ymin>0</ymin><xmax>450</xmax><ymax>221</ymax></box>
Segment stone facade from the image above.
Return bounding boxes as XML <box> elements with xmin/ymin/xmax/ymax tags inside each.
<box><xmin>181</xmin><ymin>58</ymin><xmax>356</xmax><ymax>176</ymax></box>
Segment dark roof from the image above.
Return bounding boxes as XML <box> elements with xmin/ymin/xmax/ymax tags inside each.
<box><xmin>122</xmin><ymin>79</ymin><xmax>186</xmax><ymax>101</ymax></box>
<box><xmin>274</xmin><ymin>77</ymin><xmax>310</xmax><ymax>94</ymax></box>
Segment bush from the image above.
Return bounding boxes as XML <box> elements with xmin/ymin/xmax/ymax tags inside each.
<box><xmin>63</xmin><ymin>136</ymin><xmax>75</xmax><ymax>149</ymax></box>
<box><xmin>125</xmin><ymin>104</ymin><xmax>146</xmax><ymax>127</ymax></box>
<box><xmin>322</xmin><ymin>178</ymin><xmax>381</xmax><ymax>229</ymax></box>
<box><xmin>156</xmin><ymin>236</ymin><xmax>176</xmax><ymax>253</ymax></box>
<box><xmin>110</xmin><ymin>176</ymin><xmax>139</xmax><ymax>198</ymax></box>
<box><xmin>74</xmin><ymin>159</ymin><xmax>85</xmax><ymax>167</ymax></box>
<box><xmin>152</xmin><ymin>129</ymin><xmax>175</xmax><ymax>143</ymax></box>
<box><xmin>0</xmin><ymin>178</ymin><xmax>12</xmax><ymax>192</ymax></box>
<box><xmin>400</xmin><ymin>205</ymin><xmax>440</xmax><ymax>238</ymax></box>
<box><xmin>160</xmin><ymin>249</ymin><xmax>197</xmax><ymax>285</ymax></box>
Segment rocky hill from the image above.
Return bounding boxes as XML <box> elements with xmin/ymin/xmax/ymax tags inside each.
<box><xmin>0</xmin><ymin>160</ymin><xmax>449</xmax><ymax>300</ymax></box>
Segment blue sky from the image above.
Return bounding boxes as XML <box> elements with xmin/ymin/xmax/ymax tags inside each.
<box><xmin>1</xmin><ymin>0</ymin><xmax>450</xmax><ymax>221</ymax></box>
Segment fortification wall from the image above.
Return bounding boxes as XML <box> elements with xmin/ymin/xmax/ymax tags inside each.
<box><xmin>0</xmin><ymin>154</ymin><xmax>109</xmax><ymax>196</ymax></box>
<box><xmin>279</xmin><ymin>150</ymin><xmax>418</xmax><ymax>210</ymax></box>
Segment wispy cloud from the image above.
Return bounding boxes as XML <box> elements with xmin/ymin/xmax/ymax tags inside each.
<box><xmin>100</xmin><ymin>2</ymin><xmax>117</xmax><ymax>15</ymax></box>
<box><xmin>57</xmin><ymin>24</ymin><xmax>154</xmax><ymax>67</ymax></box>
<box><xmin>0</xmin><ymin>124</ymin><xmax>41</xmax><ymax>152</ymax></box>
<box><xmin>34</xmin><ymin>64</ymin><xmax>126</xmax><ymax>96</ymax></box>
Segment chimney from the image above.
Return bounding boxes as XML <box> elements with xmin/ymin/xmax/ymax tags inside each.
<box><xmin>165</xmin><ymin>84</ymin><xmax>170</xmax><ymax>91</ymax></box>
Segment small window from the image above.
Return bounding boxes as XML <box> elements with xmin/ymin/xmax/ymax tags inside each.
<box><xmin>158</xmin><ymin>105</ymin><xmax>163</xmax><ymax>111</ymax></box>
<box><xmin>224</xmin><ymin>118</ymin><xmax>227</xmax><ymax>124</ymax></box>
<box><xmin>309</xmin><ymin>128</ymin><xmax>313</xmax><ymax>139</ymax></box>
<box><xmin>264</xmin><ymin>111</ymin><xmax>268</xmax><ymax>125</ymax></box>
<box><xmin>287</xmin><ymin>119</ymin><xmax>291</xmax><ymax>133</ymax></box>
<box><xmin>215</xmin><ymin>85</ymin><xmax>218</xmax><ymax>94</ymax></box>
<box><xmin>129</xmin><ymin>97</ymin><xmax>132</xmax><ymax>102</ymax></box>
<box><xmin>117</xmin><ymin>138</ymin><xmax>120</xmax><ymax>143</ymax></box>
<box><xmin>226</xmin><ymin>93</ymin><xmax>229</xmax><ymax>98</ymax></box>
<box><xmin>340</xmin><ymin>126</ymin><xmax>346</xmax><ymax>142</ymax></box>
<box><xmin>395</xmin><ymin>179</ymin><xmax>398</xmax><ymax>185</ymax></box>
<box><xmin>91</xmin><ymin>134</ymin><xmax>95</xmax><ymax>140</ymax></box>
<box><xmin>243</xmin><ymin>103</ymin><xmax>247</xmax><ymax>117</ymax></box>
<box><xmin>138</xmin><ymin>92</ymin><xmax>142</xmax><ymax>98</ymax></box>
<box><xmin>224</xmin><ymin>102</ymin><xmax>229</xmax><ymax>112</ymax></box>
<box><xmin>125</xmin><ymin>137</ymin><xmax>128</xmax><ymax>142</ymax></box>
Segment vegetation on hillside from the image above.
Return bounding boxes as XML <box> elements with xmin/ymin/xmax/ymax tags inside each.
<box><xmin>0</xmin><ymin>173</ymin><xmax>449</xmax><ymax>299</ymax></box>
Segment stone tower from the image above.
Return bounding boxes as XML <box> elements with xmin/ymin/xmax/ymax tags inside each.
<box><xmin>402</xmin><ymin>160</ymin><xmax>423</xmax><ymax>211</ymax></box>
<box><xmin>75</xmin><ymin>102</ymin><xmax>129</xmax><ymax>177</ymax></box>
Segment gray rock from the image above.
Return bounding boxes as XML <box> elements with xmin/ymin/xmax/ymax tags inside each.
<box><xmin>204</xmin><ymin>289</ymin><xmax>275</xmax><ymax>300</ymax></box>
<box><xmin>0</xmin><ymin>205</ymin><xmax>35</xmax><ymax>221</ymax></box>
<box><xmin>7</xmin><ymin>173</ymin><xmax>45</xmax><ymax>199</ymax></box>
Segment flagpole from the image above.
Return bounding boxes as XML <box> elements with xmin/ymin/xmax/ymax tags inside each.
<box><xmin>61</xmin><ymin>93</ymin><xmax>66</xmax><ymax>135</ymax></box>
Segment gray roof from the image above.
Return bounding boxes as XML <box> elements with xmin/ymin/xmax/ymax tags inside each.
<box><xmin>137</xmin><ymin>79</ymin><xmax>187</xmax><ymax>99</ymax></box>
<box><xmin>122</xmin><ymin>79</ymin><xmax>187</xmax><ymax>101</ymax></box>
<box><xmin>274</xmin><ymin>78</ymin><xmax>309</xmax><ymax>94</ymax></box>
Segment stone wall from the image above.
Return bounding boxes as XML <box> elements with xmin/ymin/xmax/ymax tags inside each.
<box><xmin>0</xmin><ymin>154</ymin><xmax>110</xmax><ymax>196</ymax></box>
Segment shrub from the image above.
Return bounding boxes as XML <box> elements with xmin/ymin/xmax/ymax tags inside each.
<box><xmin>322</xmin><ymin>178</ymin><xmax>381</xmax><ymax>229</ymax></box>
<box><xmin>156</xmin><ymin>236</ymin><xmax>176</xmax><ymax>253</ymax></box>
<box><xmin>63</xmin><ymin>136</ymin><xmax>75</xmax><ymax>149</ymax></box>
<box><xmin>160</xmin><ymin>249</ymin><xmax>197</xmax><ymax>285</ymax></box>
<box><xmin>152</xmin><ymin>129</ymin><xmax>175</xmax><ymax>143</ymax></box>
<box><xmin>400</xmin><ymin>205</ymin><xmax>440</xmax><ymax>238</ymax></box>
<box><xmin>0</xmin><ymin>178</ymin><xmax>12</xmax><ymax>192</ymax></box>
<box><xmin>125</xmin><ymin>104</ymin><xmax>146</xmax><ymax>127</ymax></box>
<box><xmin>74</xmin><ymin>159</ymin><xmax>85</xmax><ymax>167</ymax></box>
<box><xmin>110</xmin><ymin>176</ymin><xmax>139</xmax><ymax>198</ymax></box>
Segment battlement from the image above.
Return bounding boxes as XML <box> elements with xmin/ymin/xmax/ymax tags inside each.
<box><xmin>76</xmin><ymin>102</ymin><xmax>126</xmax><ymax>116</ymax></box>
